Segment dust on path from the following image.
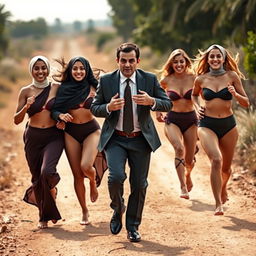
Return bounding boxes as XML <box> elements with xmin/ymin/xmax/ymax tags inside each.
<box><xmin>1</xmin><ymin>35</ymin><xmax>256</xmax><ymax>256</ymax></box>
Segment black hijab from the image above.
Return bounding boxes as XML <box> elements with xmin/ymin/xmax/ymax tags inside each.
<box><xmin>51</xmin><ymin>57</ymin><xmax>98</xmax><ymax>120</ymax></box>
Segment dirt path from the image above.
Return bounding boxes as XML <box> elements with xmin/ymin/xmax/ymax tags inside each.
<box><xmin>1</xmin><ymin>36</ymin><xmax>256</xmax><ymax>256</ymax></box>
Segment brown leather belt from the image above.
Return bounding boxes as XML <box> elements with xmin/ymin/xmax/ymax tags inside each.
<box><xmin>115</xmin><ymin>130</ymin><xmax>142</xmax><ymax>138</ymax></box>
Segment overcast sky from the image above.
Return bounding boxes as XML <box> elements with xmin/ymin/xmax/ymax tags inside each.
<box><xmin>1</xmin><ymin>0</ymin><xmax>112</xmax><ymax>24</ymax></box>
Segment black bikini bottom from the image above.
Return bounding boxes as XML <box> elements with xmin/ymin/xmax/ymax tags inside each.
<box><xmin>65</xmin><ymin>119</ymin><xmax>100</xmax><ymax>144</ymax></box>
<box><xmin>165</xmin><ymin>110</ymin><xmax>198</xmax><ymax>133</ymax></box>
<box><xmin>199</xmin><ymin>115</ymin><xmax>236</xmax><ymax>139</ymax></box>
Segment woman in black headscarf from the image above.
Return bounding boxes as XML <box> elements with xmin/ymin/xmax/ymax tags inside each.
<box><xmin>52</xmin><ymin>57</ymin><xmax>107</xmax><ymax>225</ymax></box>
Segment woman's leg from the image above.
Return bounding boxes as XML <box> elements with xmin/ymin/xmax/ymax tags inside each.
<box><xmin>81</xmin><ymin>129</ymin><xmax>101</xmax><ymax>203</ymax></box>
<box><xmin>64</xmin><ymin>133</ymin><xmax>89</xmax><ymax>224</ymax></box>
<box><xmin>183</xmin><ymin>125</ymin><xmax>198</xmax><ymax>192</ymax></box>
<box><xmin>198</xmin><ymin>127</ymin><xmax>223</xmax><ymax>214</ymax></box>
<box><xmin>165</xmin><ymin>124</ymin><xmax>188</xmax><ymax>199</ymax></box>
<box><xmin>219</xmin><ymin>127</ymin><xmax>238</xmax><ymax>204</ymax></box>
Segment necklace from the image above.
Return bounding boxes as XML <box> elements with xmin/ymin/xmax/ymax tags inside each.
<box><xmin>209</xmin><ymin>67</ymin><xmax>226</xmax><ymax>76</ymax></box>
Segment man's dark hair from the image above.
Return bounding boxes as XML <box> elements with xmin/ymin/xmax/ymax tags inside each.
<box><xmin>116</xmin><ymin>43</ymin><xmax>140</xmax><ymax>60</ymax></box>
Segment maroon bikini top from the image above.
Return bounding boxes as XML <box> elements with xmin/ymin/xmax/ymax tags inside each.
<box><xmin>70</xmin><ymin>96</ymin><xmax>94</xmax><ymax>110</ymax></box>
<box><xmin>167</xmin><ymin>88</ymin><xmax>192</xmax><ymax>101</ymax></box>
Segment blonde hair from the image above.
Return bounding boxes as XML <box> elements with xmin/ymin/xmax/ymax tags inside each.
<box><xmin>159</xmin><ymin>49</ymin><xmax>193</xmax><ymax>79</ymax></box>
<box><xmin>193</xmin><ymin>45</ymin><xmax>245</xmax><ymax>79</ymax></box>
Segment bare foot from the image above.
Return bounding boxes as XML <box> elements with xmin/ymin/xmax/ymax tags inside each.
<box><xmin>38</xmin><ymin>221</ymin><xmax>48</xmax><ymax>229</ymax></box>
<box><xmin>180</xmin><ymin>186</ymin><xmax>189</xmax><ymax>200</ymax></box>
<box><xmin>80</xmin><ymin>211</ymin><xmax>90</xmax><ymax>225</ymax></box>
<box><xmin>214</xmin><ymin>205</ymin><xmax>224</xmax><ymax>216</ymax></box>
<box><xmin>221</xmin><ymin>186</ymin><xmax>229</xmax><ymax>204</ymax></box>
<box><xmin>89</xmin><ymin>181</ymin><xmax>98</xmax><ymax>203</ymax></box>
<box><xmin>186</xmin><ymin>173</ymin><xmax>193</xmax><ymax>192</ymax></box>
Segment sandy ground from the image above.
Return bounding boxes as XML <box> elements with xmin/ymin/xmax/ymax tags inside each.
<box><xmin>0</xmin><ymin>35</ymin><xmax>255</xmax><ymax>256</ymax></box>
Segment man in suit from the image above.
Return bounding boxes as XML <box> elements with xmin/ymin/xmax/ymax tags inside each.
<box><xmin>91</xmin><ymin>43</ymin><xmax>171</xmax><ymax>242</ymax></box>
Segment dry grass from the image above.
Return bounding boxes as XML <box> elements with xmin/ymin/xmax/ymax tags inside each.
<box><xmin>235</xmin><ymin>107</ymin><xmax>256</xmax><ymax>176</ymax></box>
<box><xmin>0</xmin><ymin>129</ymin><xmax>18</xmax><ymax>190</ymax></box>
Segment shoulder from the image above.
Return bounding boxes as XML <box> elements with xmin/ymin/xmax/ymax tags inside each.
<box><xmin>188</xmin><ymin>73</ymin><xmax>196</xmax><ymax>80</ymax></box>
<box><xmin>51</xmin><ymin>82</ymin><xmax>61</xmax><ymax>90</ymax></box>
<box><xmin>19</xmin><ymin>84</ymin><xmax>33</xmax><ymax>95</ymax></box>
<box><xmin>51</xmin><ymin>82</ymin><xmax>61</xmax><ymax>88</ymax></box>
<box><xmin>137</xmin><ymin>69</ymin><xmax>156</xmax><ymax>79</ymax></box>
<box><xmin>227</xmin><ymin>70</ymin><xmax>239</xmax><ymax>79</ymax></box>
<box><xmin>160</xmin><ymin>75</ymin><xmax>173</xmax><ymax>88</ymax></box>
<box><xmin>100</xmin><ymin>70</ymin><xmax>119</xmax><ymax>80</ymax></box>
<box><xmin>194</xmin><ymin>75</ymin><xmax>205</xmax><ymax>86</ymax></box>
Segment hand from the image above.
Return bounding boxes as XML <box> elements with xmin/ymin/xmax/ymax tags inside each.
<box><xmin>227</xmin><ymin>83</ymin><xmax>237</xmax><ymax>97</ymax></box>
<box><xmin>156</xmin><ymin>112</ymin><xmax>165</xmax><ymax>122</ymax></box>
<box><xmin>89</xmin><ymin>88</ymin><xmax>96</xmax><ymax>98</ymax></box>
<box><xmin>26</xmin><ymin>95</ymin><xmax>35</xmax><ymax>109</ymax></box>
<box><xmin>59</xmin><ymin>113</ymin><xmax>73</xmax><ymax>123</ymax></box>
<box><xmin>107</xmin><ymin>93</ymin><xmax>125</xmax><ymax>111</ymax></box>
<box><xmin>56</xmin><ymin>121</ymin><xmax>66</xmax><ymax>130</ymax></box>
<box><xmin>132</xmin><ymin>90</ymin><xmax>155</xmax><ymax>106</ymax></box>
<box><xmin>197</xmin><ymin>106</ymin><xmax>205</xmax><ymax>120</ymax></box>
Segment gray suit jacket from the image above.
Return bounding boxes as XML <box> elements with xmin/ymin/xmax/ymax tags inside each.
<box><xmin>91</xmin><ymin>69</ymin><xmax>171</xmax><ymax>152</ymax></box>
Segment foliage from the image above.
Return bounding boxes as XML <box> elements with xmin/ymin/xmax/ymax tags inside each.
<box><xmin>236</xmin><ymin>107</ymin><xmax>256</xmax><ymax>175</ymax></box>
<box><xmin>5</xmin><ymin>37</ymin><xmax>44</xmax><ymax>60</ymax></box>
<box><xmin>96</xmin><ymin>32</ymin><xmax>116</xmax><ymax>51</ymax></box>
<box><xmin>243</xmin><ymin>31</ymin><xmax>256</xmax><ymax>80</ymax></box>
<box><xmin>8</xmin><ymin>18</ymin><xmax>48</xmax><ymax>38</ymax></box>
<box><xmin>51</xmin><ymin>18</ymin><xmax>63</xmax><ymax>33</ymax></box>
<box><xmin>107</xmin><ymin>0</ymin><xmax>256</xmax><ymax>55</ymax></box>
<box><xmin>73</xmin><ymin>21</ymin><xmax>82</xmax><ymax>32</ymax></box>
<box><xmin>86</xmin><ymin>19</ymin><xmax>95</xmax><ymax>33</ymax></box>
<box><xmin>0</xmin><ymin>4</ymin><xmax>11</xmax><ymax>59</ymax></box>
<box><xmin>107</xmin><ymin>0</ymin><xmax>135</xmax><ymax>41</ymax></box>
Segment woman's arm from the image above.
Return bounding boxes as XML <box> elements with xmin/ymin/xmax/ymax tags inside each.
<box><xmin>192</xmin><ymin>76</ymin><xmax>205</xmax><ymax>119</ymax></box>
<box><xmin>13</xmin><ymin>88</ymin><xmax>34</xmax><ymax>125</ymax></box>
<box><xmin>228</xmin><ymin>71</ymin><xmax>250</xmax><ymax>108</ymax></box>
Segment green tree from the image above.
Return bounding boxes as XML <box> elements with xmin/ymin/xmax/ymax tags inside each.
<box><xmin>107</xmin><ymin>0</ymin><xmax>256</xmax><ymax>55</ymax></box>
<box><xmin>244</xmin><ymin>31</ymin><xmax>256</xmax><ymax>80</ymax></box>
<box><xmin>186</xmin><ymin>0</ymin><xmax>256</xmax><ymax>44</ymax></box>
<box><xmin>0</xmin><ymin>4</ymin><xmax>11</xmax><ymax>58</ymax></box>
<box><xmin>9</xmin><ymin>18</ymin><xmax>48</xmax><ymax>38</ymax></box>
<box><xmin>107</xmin><ymin>0</ymin><xmax>135</xmax><ymax>41</ymax></box>
<box><xmin>51</xmin><ymin>18</ymin><xmax>63</xmax><ymax>33</ymax></box>
<box><xmin>73</xmin><ymin>20</ymin><xmax>82</xmax><ymax>32</ymax></box>
<box><xmin>86</xmin><ymin>19</ymin><xmax>95</xmax><ymax>33</ymax></box>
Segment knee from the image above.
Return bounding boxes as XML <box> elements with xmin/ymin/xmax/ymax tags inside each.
<box><xmin>211</xmin><ymin>156</ymin><xmax>222</xmax><ymax>170</ymax></box>
<box><xmin>41</xmin><ymin>171</ymin><xmax>60</xmax><ymax>188</ymax></box>
<box><xmin>174</xmin><ymin>145</ymin><xmax>185</xmax><ymax>157</ymax></box>
<box><xmin>222</xmin><ymin>166</ymin><xmax>232</xmax><ymax>174</ymax></box>
<box><xmin>131</xmin><ymin>180</ymin><xmax>148</xmax><ymax>192</ymax></box>
<box><xmin>185</xmin><ymin>160</ymin><xmax>195</xmax><ymax>170</ymax></box>
<box><xmin>108</xmin><ymin>172</ymin><xmax>126</xmax><ymax>185</ymax></box>
<box><xmin>80</xmin><ymin>162</ymin><xmax>93</xmax><ymax>175</ymax></box>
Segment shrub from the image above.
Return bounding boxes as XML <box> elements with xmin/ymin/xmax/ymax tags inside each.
<box><xmin>236</xmin><ymin>107</ymin><xmax>256</xmax><ymax>175</ymax></box>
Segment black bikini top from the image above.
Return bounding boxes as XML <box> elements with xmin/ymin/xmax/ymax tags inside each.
<box><xmin>70</xmin><ymin>96</ymin><xmax>94</xmax><ymax>110</ymax></box>
<box><xmin>167</xmin><ymin>88</ymin><xmax>192</xmax><ymax>101</ymax></box>
<box><xmin>27</xmin><ymin>85</ymin><xmax>56</xmax><ymax>117</ymax></box>
<box><xmin>202</xmin><ymin>87</ymin><xmax>232</xmax><ymax>101</ymax></box>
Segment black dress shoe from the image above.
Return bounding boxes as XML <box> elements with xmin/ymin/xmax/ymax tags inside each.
<box><xmin>110</xmin><ymin>210</ymin><xmax>124</xmax><ymax>235</ymax></box>
<box><xmin>127</xmin><ymin>230</ymin><xmax>141</xmax><ymax>242</ymax></box>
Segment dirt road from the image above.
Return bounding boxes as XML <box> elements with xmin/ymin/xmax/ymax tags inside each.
<box><xmin>1</xmin><ymin>36</ymin><xmax>255</xmax><ymax>256</ymax></box>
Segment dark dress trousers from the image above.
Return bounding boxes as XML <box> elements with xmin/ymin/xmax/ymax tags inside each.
<box><xmin>91</xmin><ymin>69</ymin><xmax>171</xmax><ymax>231</ymax></box>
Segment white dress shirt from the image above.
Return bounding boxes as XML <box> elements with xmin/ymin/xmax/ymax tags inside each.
<box><xmin>115</xmin><ymin>72</ymin><xmax>140</xmax><ymax>132</ymax></box>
